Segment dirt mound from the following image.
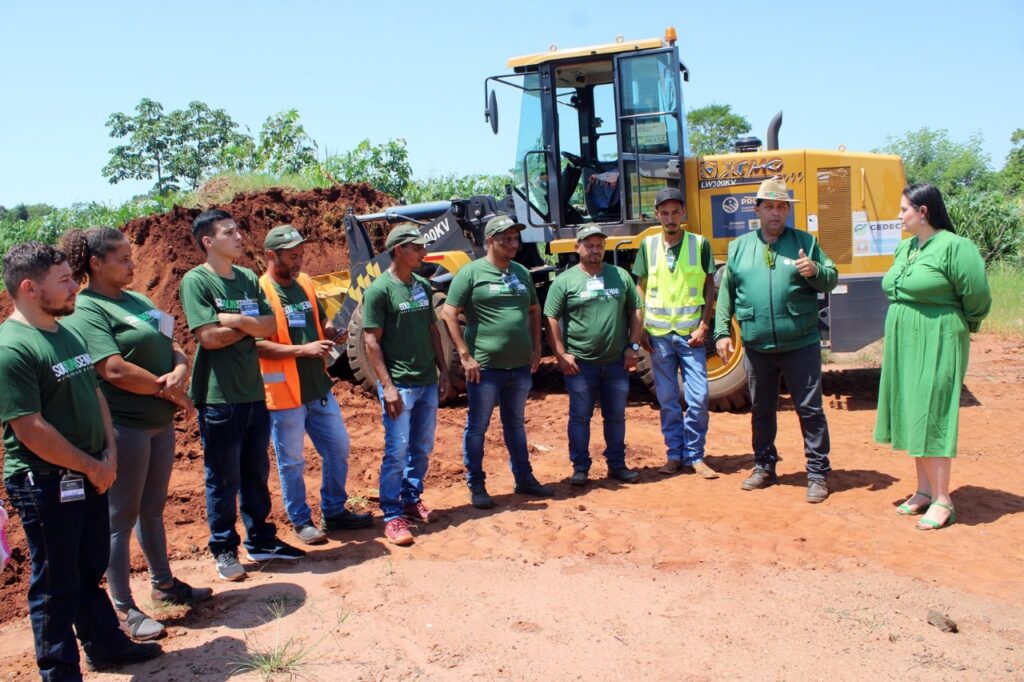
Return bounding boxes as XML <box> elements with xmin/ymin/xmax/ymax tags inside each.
<box><xmin>0</xmin><ymin>183</ymin><xmax>396</xmax><ymax>623</ymax></box>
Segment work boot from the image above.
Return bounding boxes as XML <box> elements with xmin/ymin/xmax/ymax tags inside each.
<box><xmin>570</xmin><ymin>470</ymin><xmax>589</xmax><ymax>486</ymax></box>
<box><xmin>687</xmin><ymin>460</ymin><xmax>720</xmax><ymax>480</ymax></box>
<box><xmin>514</xmin><ymin>477</ymin><xmax>554</xmax><ymax>498</ymax></box>
<box><xmin>469</xmin><ymin>483</ymin><xmax>495</xmax><ymax>509</ymax></box>
<box><xmin>806</xmin><ymin>478</ymin><xmax>829</xmax><ymax>504</ymax></box>
<box><xmin>608</xmin><ymin>467</ymin><xmax>640</xmax><ymax>483</ymax></box>
<box><xmin>658</xmin><ymin>459</ymin><xmax>684</xmax><ymax>475</ymax></box>
<box><xmin>741</xmin><ymin>467</ymin><xmax>778</xmax><ymax>491</ymax></box>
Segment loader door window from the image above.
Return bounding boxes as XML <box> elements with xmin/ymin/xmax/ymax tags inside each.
<box><xmin>615</xmin><ymin>49</ymin><xmax>686</xmax><ymax>223</ymax></box>
<box><xmin>514</xmin><ymin>73</ymin><xmax>549</xmax><ymax>217</ymax></box>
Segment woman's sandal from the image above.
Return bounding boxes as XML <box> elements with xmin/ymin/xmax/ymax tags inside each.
<box><xmin>896</xmin><ymin>491</ymin><xmax>932</xmax><ymax>516</ymax></box>
<box><xmin>915</xmin><ymin>501</ymin><xmax>957</xmax><ymax>531</ymax></box>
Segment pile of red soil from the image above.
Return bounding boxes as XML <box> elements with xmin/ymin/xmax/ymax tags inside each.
<box><xmin>0</xmin><ymin>183</ymin><xmax>396</xmax><ymax>623</ymax></box>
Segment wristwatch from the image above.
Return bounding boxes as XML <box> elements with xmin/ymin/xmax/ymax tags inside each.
<box><xmin>628</xmin><ymin>342</ymin><xmax>641</xmax><ymax>352</ymax></box>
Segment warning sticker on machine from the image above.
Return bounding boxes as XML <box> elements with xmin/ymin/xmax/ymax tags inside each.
<box><xmin>853</xmin><ymin>220</ymin><xmax>903</xmax><ymax>256</ymax></box>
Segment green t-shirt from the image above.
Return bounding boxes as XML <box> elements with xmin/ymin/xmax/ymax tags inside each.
<box><xmin>631</xmin><ymin>235</ymin><xmax>715</xmax><ymax>279</ymax></box>
<box><xmin>180</xmin><ymin>264</ymin><xmax>271</xmax><ymax>405</ymax></box>
<box><xmin>445</xmin><ymin>259</ymin><xmax>538</xmax><ymax>369</ymax></box>
<box><xmin>269</xmin><ymin>279</ymin><xmax>333</xmax><ymax>403</ymax></box>
<box><xmin>544</xmin><ymin>264</ymin><xmax>643</xmax><ymax>365</ymax></box>
<box><xmin>362</xmin><ymin>271</ymin><xmax>438</xmax><ymax>386</ymax></box>
<box><xmin>0</xmin><ymin>319</ymin><xmax>105</xmax><ymax>479</ymax></box>
<box><xmin>62</xmin><ymin>289</ymin><xmax>177</xmax><ymax>429</ymax></box>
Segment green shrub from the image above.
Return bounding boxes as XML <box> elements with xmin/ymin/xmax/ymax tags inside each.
<box><xmin>947</xmin><ymin>189</ymin><xmax>1024</xmax><ymax>266</ymax></box>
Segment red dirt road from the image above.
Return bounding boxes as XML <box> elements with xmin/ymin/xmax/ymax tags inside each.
<box><xmin>1</xmin><ymin>334</ymin><xmax>1022</xmax><ymax>680</ymax></box>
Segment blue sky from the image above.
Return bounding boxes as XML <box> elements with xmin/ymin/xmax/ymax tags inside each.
<box><xmin>1</xmin><ymin>0</ymin><xmax>1022</xmax><ymax>207</ymax></box>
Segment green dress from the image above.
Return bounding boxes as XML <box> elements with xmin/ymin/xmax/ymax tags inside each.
<box><xmin>874</xmin><ymin>230</ymin><xmax>991</xmax><ymax>457</ymax></box>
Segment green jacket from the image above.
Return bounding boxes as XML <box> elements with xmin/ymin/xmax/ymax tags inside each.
<box><xmin>714</xmin><ymin>227</ymin><xmax>838</xmax><ymax>353</ymax></box>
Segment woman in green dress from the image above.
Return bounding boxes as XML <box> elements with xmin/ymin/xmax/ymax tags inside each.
<box><xmin>874</xmin><ymin>183</ymin><xmax>991</xmax><ymax>530</ymax></box>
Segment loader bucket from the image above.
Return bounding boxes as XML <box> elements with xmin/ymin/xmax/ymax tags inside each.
<box><xmin>310</xmin><ymin>270</ymin><xmax>352</xmax><ymax>322</ymax></box>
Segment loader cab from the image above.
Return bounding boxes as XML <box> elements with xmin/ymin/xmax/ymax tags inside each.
<box><xmin>487</xmin><ymin>34</ymin><xmax>689</xmax><ymax>241</ymax></box>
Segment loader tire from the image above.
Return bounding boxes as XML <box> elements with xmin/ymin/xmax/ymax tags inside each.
<box><xmin>346</xmin><ymin>303</ymin><xmax>377</xmax><ymax>394</ymax></box>
<box><xmin>434</xmin><ymin>292</ymin><xmax>466</xmax><ymax>398</ymax></box>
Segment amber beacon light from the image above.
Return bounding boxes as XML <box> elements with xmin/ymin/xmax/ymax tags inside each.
<box><xmin>665</xmin><ymin>26</ymin><xmax>677</xmax><ymax>45</ymax></box>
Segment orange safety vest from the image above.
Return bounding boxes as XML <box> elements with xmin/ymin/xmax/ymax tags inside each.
<box><xmin>257</xmin><ymin>272</ymin><xmax>326</xmax><ymax>411</ymax></box>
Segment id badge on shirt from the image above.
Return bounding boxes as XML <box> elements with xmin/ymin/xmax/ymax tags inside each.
<box><xmin>157</xmin><ymin>310</ymin><xmax>175</xmax><ymax>338</ymax></box>
<box><xmin>287</xmin><ymin>311</ymin><xmax>307</xmax><ymax>328</ymax></box>
<box><xmin>59</xmin><ymin>473</ymin><xmax>86</xmax><ymax>503</ymax></box>
<box><xmin>586</xmin><ymin>276</ymin><xmax>605</xmax><ymax>291</ymax></box>
<box><xmin>410</xmin><ymin>284</ymin><xmax>428</xmax><ymax>303</ymax></box>
<box><xmin>239</xmin><ymin>298</ymin><xmax>260</xmax><ymax>317</ymax></box>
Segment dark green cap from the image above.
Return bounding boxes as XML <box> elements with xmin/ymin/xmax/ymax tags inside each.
<box><xmin>264</xmin><ymin>224</ymin><xmax>306</xmax><ymax>250</ymax></box>
<box><xmin>385</xmin><ymin>222</ymin><xmax>431</xmax><ymax>249</ymax></box>
<box><xmin>575</xmin><ymin>223</ymin><xmax>608</xmax><ymax>241</ymax></box>
<box><xmin>484</xmin><ymin>214</ymin><xmax>525</xmax><ymax>239</ymax></box>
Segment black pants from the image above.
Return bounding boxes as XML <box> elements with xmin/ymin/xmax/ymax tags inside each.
<box><xmin>743</xmin><ymin>343</ymin><xmax>831</xmax><ymax>478</ymax></box>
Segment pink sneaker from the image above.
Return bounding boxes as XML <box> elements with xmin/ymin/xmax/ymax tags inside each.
<box><xmin>403</xmin><ymin>500</ymin><xmax>432</xmax><ymax>524</ymax></box>
<box><xmin>384</xmin><ymin>518</ymin><xmax>414</xmax><ymax>546</ymax></box>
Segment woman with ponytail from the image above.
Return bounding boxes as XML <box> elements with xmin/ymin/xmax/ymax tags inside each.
<box><xmin>60</xmin><ymin>227</ymin><xmax>212</xmax><ymax>641</ymax></box>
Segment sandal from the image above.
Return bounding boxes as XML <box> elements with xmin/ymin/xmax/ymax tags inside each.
<box><xmin>120</xmin><ymin>607</ymin><xmax>165</xmax><ymax>641</ymax></box>
<box><xmin>916</xmin><ymin>501</ymin><xmax>957</xmax><ymax>531</ymax></box>
<box><xmin>150</xmin><ymin>577</ymin><xmax>214</xmax><ymax>605</ymax></box>
<box><xmin>896</xmin><ymin>491</ymin><xmax>932</xmax><ymax>516</ymax></box>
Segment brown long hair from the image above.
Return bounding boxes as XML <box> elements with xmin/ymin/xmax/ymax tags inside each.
<box><xmin>58</xmin><ymin>227</ymin><xmax>127</xmax><ymax>283</ymax></box>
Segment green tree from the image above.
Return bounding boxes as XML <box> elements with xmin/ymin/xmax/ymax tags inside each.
<box><xmin>322</xmin><ymin>138</ymin><xmax>412</xmax><ymax>197</ymax></box>
<box><xmin>166</xmin><ymin>101</ymin><xmax>248</xmax><ymax>190</ymax></box>
<box><xmin>102</xmin><ymin>98</ymin><xmax>178</xmax><ymax>194</ymax></box>
<box><xmin>687</xmin><ymin>104</ymin><xmax>752</xmax><ymax>155</ymax></box>
<box><xmin>1001</xmin><ymin>128</ymin><xmax>1024</xmax><ymax>195</ymax></box>
<box><xmin>253</xmin><ymin>109</ymin><xmax>319</xmax><ymax>174</ymax></box>
<box><xmin>874</xmin><ymin>128</ymin><xmax>994</xmax><ymax>195</ymax></box>
<box><xmin>102</xmin><ymin>98</ymin><xmax>246</xmax><ymax>194</ymax></box>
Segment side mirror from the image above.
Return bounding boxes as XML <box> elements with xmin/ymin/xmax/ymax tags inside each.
<box><xmin>485</xmin><ymin>90</ymin><xmax>499</xmax><ymax>135</ymax></box>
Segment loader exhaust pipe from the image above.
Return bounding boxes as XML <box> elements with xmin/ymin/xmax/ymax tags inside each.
<box><xmin>767</xmin><ymin>111</ymin><xmax>782</xmax><ymax>151</ymax></box>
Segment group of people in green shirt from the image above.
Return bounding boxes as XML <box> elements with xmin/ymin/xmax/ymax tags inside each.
<box><xmin>0</xmin><ymin>175</ymin><xmax>990</xmax><ymax>679</ymax></box>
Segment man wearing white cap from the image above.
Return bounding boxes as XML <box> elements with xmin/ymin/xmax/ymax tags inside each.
<box><xmin>714</xmin><ymin>177</ymin><xmax>838</xmax><ymax>503</ymax></box>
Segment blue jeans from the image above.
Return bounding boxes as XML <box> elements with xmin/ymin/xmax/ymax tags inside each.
<box><xmin>377</xmin><ymin>383</ymin><xmax>438</xmax><ymax>522</ymax></box>
<box><xmin>5</xmin><ymin>472</ymin><xmax>130</xmax><ymax>681</ymax></box>
<box><xmin>269</xmin><ymin>392</ymin><xmax>351</xmax><ymax>527</ymax></box>
<box><xmin>649</xmin><ymin>332</ymin><xmax>710</xmax><ymax>464</ymax></box>
<box><xmin>463</xmin><ymin>366</ymin><xmax>533</xmax><ymax>487</ymax></box>
<box><xmin>197</xmin><ymin>401</ymin><xmax>276</xmax><ymax>555</ymax></box>
<box><xmin>563</xmin><ymin>357</ymin><xmax>630</xmax><ymax>472</ymax></box>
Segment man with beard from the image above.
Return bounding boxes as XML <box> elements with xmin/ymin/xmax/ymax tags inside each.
<box><xmin>0</xmin><ymin>241</ymin><xmax>162</xmax><ymax>677</ymax></box>
<box><xmin>632</xmin><ymin>187</ymin><xmax>719</xmax><ymax>479</ymax></box>
<box><xmin>714</xmin><ymin>177</ymin><xmax>838</xmax><ymax>503</ymax></box>
<box><xmin>180</xmin><ymin>210</ymin><xmax>305</xmax><ymax>582</ymax></box>
<box><xmin>545</xmin><ymin>224</ymin><xmax>644</xmax><ymax>486</ymax></box>
<box><xmin>255</xmin><ymin>225</ymin><xmax>372</xmax><ymax>546</ymax></box>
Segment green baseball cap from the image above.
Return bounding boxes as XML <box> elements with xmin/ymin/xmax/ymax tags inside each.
<box><xmin>385</xmin><ymin>222</ymin><xmax>431</xmax><ymax>249</ymax></box>
<box><xmin>264</xmin><ymin>224</ymin><xmax>306</xmax><ymax>250</ymax></box>
<box><xmin>575</xmin><ymin>223</ymin><xmax>608</xmax><ymax>241</ymax></box>
<box><xmin>484</xmin><ymin>214</ymin><xmax>525</xmax><ymax>239</ymax></box>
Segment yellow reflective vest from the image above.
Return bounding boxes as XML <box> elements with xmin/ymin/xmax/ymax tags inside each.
<box><xmin>643</xmin><ymin>232</ymin><xmax>707</xmax><ymax>337</ymax></box>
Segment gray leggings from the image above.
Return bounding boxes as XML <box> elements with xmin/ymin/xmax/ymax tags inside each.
<box><xmin>106</xmin><ymin>423</ymin><xmax>176</xmax><ymax>611</ymax></box>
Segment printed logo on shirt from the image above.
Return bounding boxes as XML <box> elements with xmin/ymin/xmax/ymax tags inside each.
<box><xmin>51</xmin><ymin>353</ymin><xmax>94</xmax><ymax>380</ymax></box>
<box><xmin>579</xmin><ymin>288</ymin><xmax>622</xmax><ymax>302</ymax></box>
<box><xmin>283</xmin><ymin>301</ymin><xmax>313</xmax><ymax>316</ymax></box>
<box><xmin>123</xmin><ymin>310</ymin><xmax>161</xmax><ymax>327</ymax></box>
<box><xmin>213</xmin><ymin>297</ymin><xmax>257</xmax><ymax>314</ymax></box>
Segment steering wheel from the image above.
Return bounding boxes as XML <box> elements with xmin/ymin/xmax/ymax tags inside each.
<box><xmin>561</xmin><ymin>151</ymin><xmax>584</xmax><ymax>167</ymax></box>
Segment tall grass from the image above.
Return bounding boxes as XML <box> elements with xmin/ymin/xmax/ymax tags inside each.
<box><xmin>984</xmin><ymin>263</ymin><xmax>1024</xmax><ymax>336</ymax></box>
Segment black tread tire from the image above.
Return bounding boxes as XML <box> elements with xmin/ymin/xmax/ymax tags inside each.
<box><xmin>635</xmin><ymin>332</ymin><xmax>751</xmax><ymax>413</ymax></box>
<box><xmin>346</xmin><ymin>303</ymin><xmax>378</xmax><ymax>394</ymax></box>
<box><xmin>433</xmin><ymin>292</ymin><xmax>466</xmax><ymax>399</ymax></box>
